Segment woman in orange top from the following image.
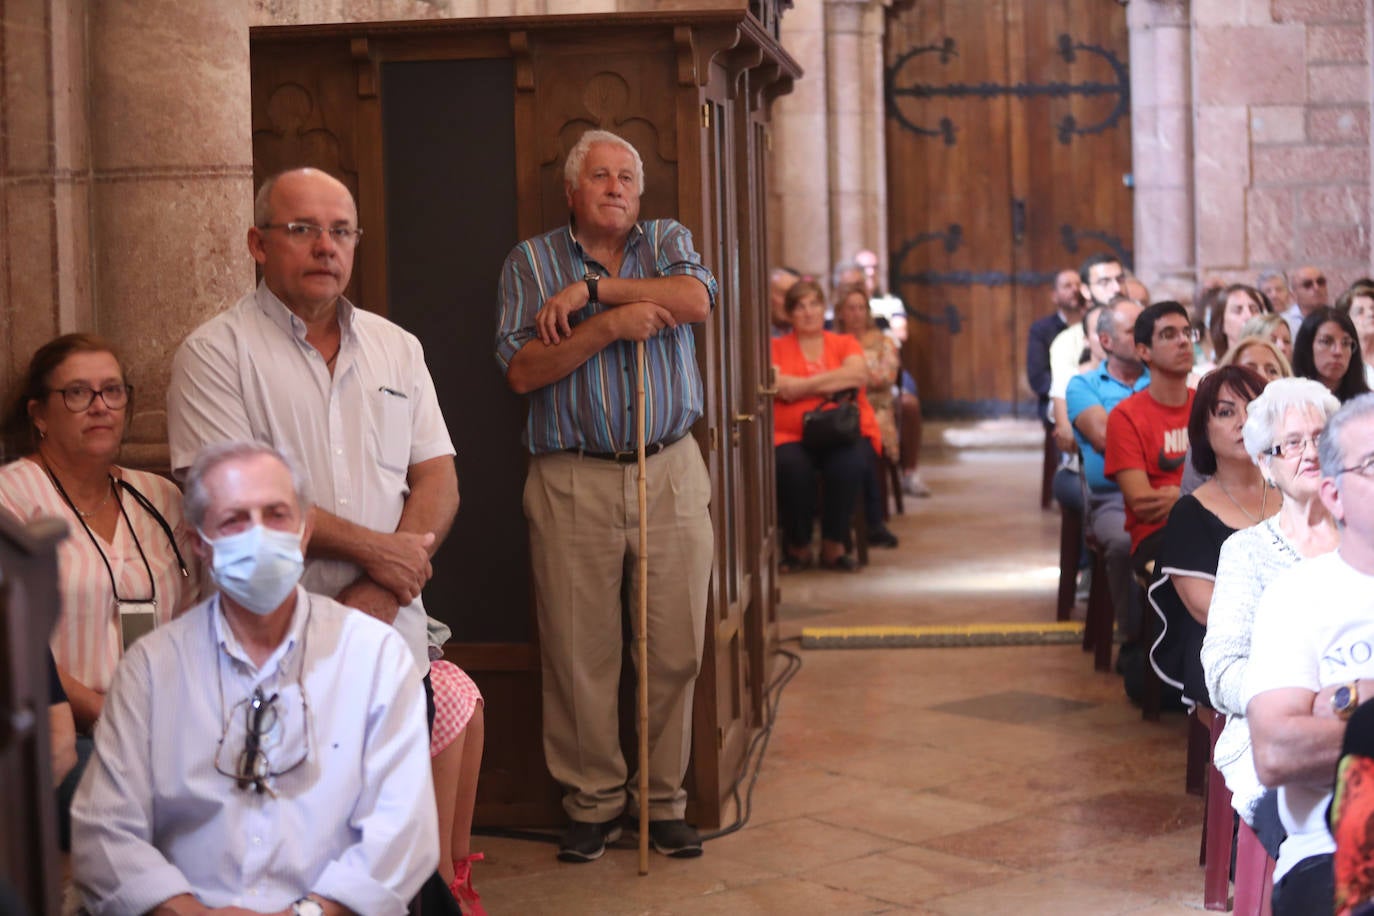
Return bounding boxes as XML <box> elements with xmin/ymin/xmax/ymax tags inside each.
<box><xmin>772</xmin><ymin>280</ymin><xmax>883</xmax><ymax>572</ymax></box>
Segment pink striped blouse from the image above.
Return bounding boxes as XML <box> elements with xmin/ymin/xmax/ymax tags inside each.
<box><xmin>0</xmin><ymin>458</ymin><xmax>198</xmax><ymax>692</ymax></box>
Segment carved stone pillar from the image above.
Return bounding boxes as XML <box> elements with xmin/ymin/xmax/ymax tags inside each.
<box><xmin>770</xmin><ymin>1</ymin><xmax>832</xmax><ymax>280</ymax></box>
<box><xmin>87</xmin><ymin>0</ymin><xmax>255</xmax><ymax>466</ymax></box>
<box><xmin>0</xmin><ymin>0</ymin><xmax>91</xmax><ymax>402</ymax></box>
<box><xmin>825</xmin><ymin>0</ymin><xmax>888</xmax><ymax>275</ymax></box>
<box><xmin>1127</xmin><ymin>0</ymin><xmax>1195</xmax><ymax>301</ymax></box>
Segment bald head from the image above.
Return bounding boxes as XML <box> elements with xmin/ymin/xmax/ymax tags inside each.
<box><xmin>254</xmin><ymin>168</ymin><xmax>356</xmax><ymax>228</ymax></box>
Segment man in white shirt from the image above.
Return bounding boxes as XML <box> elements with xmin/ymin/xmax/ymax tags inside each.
<box><xmin>1246</xmin><ymin>393</ymin><xmax>1374</xmax><ymax>915</ymax></box>
<box><xmin>1283</xmin><ymin>264</ymin><xmax>1329</xmax><ymax>336</ymax></box>
<box><xmin>167</xmin><ymin>168</ymin><xmax>459</xmax><ymax>683</ymax></box>
<box><xmin>72</xmin><ymin>441</ymin><xmax>436</xmax><ymax>915</ymax></box>
<box><xmin>1048</xmin><ymin>254</ymin><xmax>1124</xmax><ymax>451</ymax></box>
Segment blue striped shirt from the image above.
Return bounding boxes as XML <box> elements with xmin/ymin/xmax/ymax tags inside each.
<box><xmin>496</xmin><ymin>219</ymin><xmax>718</xmax><ymax>455</ymax></box>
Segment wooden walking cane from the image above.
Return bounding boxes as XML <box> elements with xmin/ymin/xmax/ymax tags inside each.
<box><xmin>634</xmin><ymin>339</ymin><xmax>651</xmax><ymax>876</ymax></box>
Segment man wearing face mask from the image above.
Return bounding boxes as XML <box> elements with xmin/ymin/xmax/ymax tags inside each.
<box><xmin>71</xmin><ymin>441</ymin><xmax>436</xmax><ymax>915</ymax></box>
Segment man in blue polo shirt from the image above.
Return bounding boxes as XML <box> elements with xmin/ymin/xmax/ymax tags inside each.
<box><xmin>1066</xmin><ymin>295</ymin><xmax>1149</xmax><ymax>638</ymax></box>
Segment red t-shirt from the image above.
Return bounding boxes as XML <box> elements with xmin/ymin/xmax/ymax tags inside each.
<box><xmin>1103</xmin><ymin>387</ymin><xmax>1195</xmax><ymax>552</ymax></box>
<box><xmin>770</xmin><ymin>331</ymin><xmax>882</xmax><ymax>456</ymax></box>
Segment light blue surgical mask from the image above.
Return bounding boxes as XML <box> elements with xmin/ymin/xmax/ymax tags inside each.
<box><xmin>200</xmin><ymin>523</ymin><xmax>304</xmax><ymax>616</ymax></box>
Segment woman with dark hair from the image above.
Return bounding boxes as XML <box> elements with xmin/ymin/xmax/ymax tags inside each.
<box><xmin>1149</xmin><ymin>365</ymin><xmax>1273</xmax><ymax>706</ymax></box>
<box><xmin>1207</xmin><ymin>284</ymin><xmax>1269</xmax><ymax>369</ymax></box>
<box><xmin>1335</xmin><ymin>281</ymin><xmax>1374</xmax><ymax>388</ymax></box>
<box><xmin>771</xmin><ymin>279</ymin><xmax>882</xmax><ymax>571</ymax></box>
<box><xmin>1292</xmin><ymin>306</ymin><xmax>1371</xmax><ymax>402</ymax></box>
<box><xmin>0</xmin><ymin>333</ymin><xmax>197</xmax><ymax>846</ymax></box>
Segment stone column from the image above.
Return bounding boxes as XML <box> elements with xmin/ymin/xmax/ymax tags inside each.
<box><xmin>769</xmin><ymin>1</ymin><xmax>831</xmax><ymax>282</ymax></box>
<box><xmin>0</xmin><ymin>0</ymin><xmax>91</xmax><ymax>400</ymax></box>
<box><xmin>87</xmin><ymin>0</ymin><xmax>255</xmax><ymax>467</ymax></box>
<box><xmin>1128</xmin><ymin>0</ymin><xmax>1195</xmax><ymax>302</ymax></box>
<box><xmin>824</xmin><ymin>0</ymin><xmax>890</xmax><ymax>275</ymax></box>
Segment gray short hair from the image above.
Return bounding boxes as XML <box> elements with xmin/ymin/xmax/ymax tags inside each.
<box><xmin>183</xmin><ymin>440</ymin><xmax>312</xmax><ymax>531</ymax></box>
<box><xmin>1319</xmin><ymin>392</ymin><xmax>1374</xmax><ymax>482</ymax></box>
<box><xmin>563</xmin><ymin>130</ymin><xmax>644</xmax><ymax>194</ymax></box>
<box><xmin>1095</xmin><ymin>296</ymin><xmax>1135</xmax><ymax>340</ymax></box>
<box><xmin>1256</xmin><ymin>269</ymin><xmax>1287</xmax><ymax>289</ymax></box>
<box><xmin>1241</xmin><ymin>377</ymin><xmax>1341</xmax><ymax>461</ymax></box>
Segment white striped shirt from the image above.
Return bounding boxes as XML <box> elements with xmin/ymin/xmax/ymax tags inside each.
<box><xmin>71</xmin><ymin>589</ymin><xmax>436</xmax><ymax>914</ymax></box>
<box><xmin>0</xmin><ymin>458</ymin><xmax>196</xmax><ymax>691</ymax></box>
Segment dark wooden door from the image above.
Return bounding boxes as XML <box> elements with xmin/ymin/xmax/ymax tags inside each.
<box><xmin>884</xmin><ymin>0</ymin><xmax>1133</xmax><ymax>415</ymax></box>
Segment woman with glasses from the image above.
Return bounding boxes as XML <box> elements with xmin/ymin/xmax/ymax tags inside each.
<box><xmin>0</xmin><ymin>334</ymin><xmax>197</xmax><ymax>841</ymax></box>
<box><xmin>1149</xmin><ymin>365</ymin><xmax>1273</xmax><ymax>707</ymax></box>
<box><xmin>1293</xmin><ymin>307</ymin><xmax>1371</xmax><ymax>402</ymax></box>
<box><xmin>1335</xmin><ymin>282</ymin><xmax>1374</xmax><ymax>389</ymax></box>
<box><xmin>1201</xmin><ymin>378</ymin><xmax>1341</xmax><ymax>847</ymax></box>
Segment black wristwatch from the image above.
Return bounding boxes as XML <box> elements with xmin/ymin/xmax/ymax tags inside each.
<box><xmin>292</xmin><ymin>899</ymin><xmax>325</xmax><ymax>916</ymax></box>
<box><xmin>1333</xmin><ymin>681</ymin><xmax>1361</xmax><ymax>720</ymax></box>
<box><xmin>584</xmin><ymin>272</ymin><xmax>600</xmax><ymax>304</ymax></box>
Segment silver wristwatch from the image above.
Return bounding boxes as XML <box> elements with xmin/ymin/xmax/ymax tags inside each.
<box><xmin>292</xmin><ymin>899</ymin><xmax>325</xmax><ymax>916</ymax></box>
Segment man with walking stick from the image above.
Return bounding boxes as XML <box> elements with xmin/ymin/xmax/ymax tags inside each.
<box><xmin>496</xmin><ymin>129</ymin><xmax>717</xmax><ymax>865</ymax></box>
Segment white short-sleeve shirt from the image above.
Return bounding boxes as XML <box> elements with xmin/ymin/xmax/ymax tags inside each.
<box><xmin>167</xmin><ymin>285</ymin><xmax>455</xmax><ymax>673</ymax></box>
<box><xmin>1243</xmin><ymin>551</ymin><xmax>1374</xmax><ymax>883</ymax></box>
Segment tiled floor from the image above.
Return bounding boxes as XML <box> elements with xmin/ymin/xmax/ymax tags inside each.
<box><xmin>474</xmin><ymin>432</ymin><xmax>1209</xmax><ymax>914</ymax></box>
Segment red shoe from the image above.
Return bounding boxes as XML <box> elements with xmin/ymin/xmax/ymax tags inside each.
<box><xmin>449</xmin><ymin>852</ymin><xmax>486</xmax><ymax>916</ymax></box>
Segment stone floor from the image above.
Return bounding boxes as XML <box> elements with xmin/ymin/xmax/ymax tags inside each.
<box><xmin>473</xmin><ymin>432</ymin><xmax>1210</xmax><ymax>914</ymax></box>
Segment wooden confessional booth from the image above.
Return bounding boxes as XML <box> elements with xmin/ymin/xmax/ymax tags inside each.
<box><xmin>249</xmin><ymin>7</ymin><xmax>799</xmax><ymax>828</ymax></box>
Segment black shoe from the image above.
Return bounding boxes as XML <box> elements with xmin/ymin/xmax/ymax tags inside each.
<box><xmin>820</xmin><ymin>553</ymin><xmax>857</xmax><ymax>572</ymax></box>
<box><xmin>867</xmin><ymin>526</ymin><xmax>899</xmax><ymax>548</ymax></box>
<box><xmin>557</xmin><ymin>818</ymin><xmax>623</xmax><ymax>863</ymax></box>
<box><xmin>646</xmin><ymin>819</ymin><xmax>703</xmax><ymax>858</ymax></box>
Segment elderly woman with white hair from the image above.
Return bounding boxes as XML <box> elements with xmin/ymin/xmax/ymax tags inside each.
<box><xmin>1201</xmin><ymin>377</ymin><xmax>1342</xmax><ymax>849</ymax></box>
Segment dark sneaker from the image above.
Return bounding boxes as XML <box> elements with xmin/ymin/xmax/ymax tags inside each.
<box><xmin>557</xmin><ymin>818</ymin><xmax>623</xmax><ymax>863</ymax></box>
<box><xmin>868</xmin><ymin>526</ymin><xmax>899</xmax><ymax>548</ymax></box>
<box><xmin>647</xmin><ymin>819</ymin><xmax>703</xmax><ymax>858</ymax></box>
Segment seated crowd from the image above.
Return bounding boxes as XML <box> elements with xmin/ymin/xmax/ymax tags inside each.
<box><xmin>766</xmin><ymin>255</ymin><xmax>928</xmax><ymax>573</ymax></box>
<box><xmin>1030</xmin><ymin>257</ymin><xmax>1374</xmax><ymax>915</ymax></box>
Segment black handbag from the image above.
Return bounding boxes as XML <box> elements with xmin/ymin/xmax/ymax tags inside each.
<box><xmin>801</xmin><ymin>388</ymin><xmax>861</xmax><ymax>452</ymax></box>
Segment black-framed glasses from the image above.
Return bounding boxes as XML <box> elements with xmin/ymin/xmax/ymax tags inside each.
<box><xmin>1267</xmin><ymin>435</ymin><xmax>1321</xmax><ymax>459</ymax></box>
<box><xmin>214</xmin><ymin>685</ymin><xmax>310</xmax><ymax>796</ymax></box>
<box><xmin>1155</xmin><ymin>326</ymin><xmax>1200</xmax><ymax>344</ymax></box>
<box><xmin>258</xmin><ymin>222</ymin><xmax>363</xmax><ymax>248</ymax></box>
<box><xmin>48</xmin><ymin>383</ymin><xmax>131</xmax><ymax>412</ymax></box>
<box><xmin>1300</xmin><ymin>276</ymin><xmax>1328</xmax><ymax>289</ymax></box>
<box><xmin>1338</xmin><ymin>454</ymin><xmax>1374</xmax><ymax>479</ymax></box>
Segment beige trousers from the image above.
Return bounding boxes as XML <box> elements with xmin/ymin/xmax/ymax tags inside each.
<box><xmin>524</xmin><ymin>436</ymin><xmax>714</xmax><ymax>823</ymax></box>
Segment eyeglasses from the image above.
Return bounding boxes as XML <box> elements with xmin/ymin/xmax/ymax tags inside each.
<box><xmin>49</xmin><ymin>383</ymin><xmax>131</xmax><ymax>412</ymax></box>
<box><xmin>1338</xmin><ymin>454</ymin><xmax>1374</xmax><ymax>479</ymax></box>
<box><xmin>259</xmin><ymin>222</ymin><xmax>363</xmax><ymax>248</ymax></box>
<box><xmin>1300</xmin><ymin>276</ymin><xmax>1328</xmax><ymax>289</ymax></box>
<box><xmin>1267</xmin><ymin>435</ymin><xmax>1321</xmax><ymax>459</ymax></box>
<box><xmin>215</xmin><ymin>685</ymin><xmax>310</xmax><ymax>796</ymax></box>
<box><xmin>1316</xmin><ymin>335</ymin><xmax>1355</xmax><ymax>353</ymax></box>
<box><xmin>1155</xmin><ymin>326</ymin><xmax>1200</xmax><ymax>344</ymax></box>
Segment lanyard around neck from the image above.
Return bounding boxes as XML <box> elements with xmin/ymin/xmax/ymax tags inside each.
<box><xmin>44</xmin><ymin>463</ymin><xmax>156</xmax><ymax>604</ymax></box>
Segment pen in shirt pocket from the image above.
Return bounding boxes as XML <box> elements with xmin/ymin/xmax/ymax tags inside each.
<box><xmin>379</xmin><ymin>386</ymin><xmax>408</xmax><ymax>399</ymax></box>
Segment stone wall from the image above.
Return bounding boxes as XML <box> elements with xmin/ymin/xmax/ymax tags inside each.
<box><xmin>1132</xmin><ymin>0</ymin><xmax>1374</xmax><ymax>301</ymax></box>
<box><xmin>0</xmin><ymin>1</ymin><xmax>254</xmax><ymax>467</ymax></box>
